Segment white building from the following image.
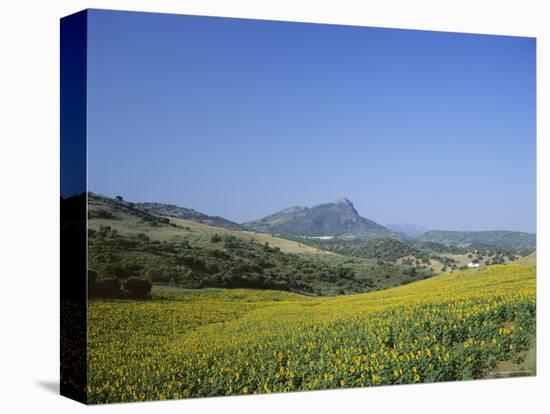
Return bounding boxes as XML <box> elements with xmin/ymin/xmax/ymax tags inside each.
<box><xmin>467</xmin><ymin>262</ymin><xmax>480</xmax><ymax>268</ymax></box>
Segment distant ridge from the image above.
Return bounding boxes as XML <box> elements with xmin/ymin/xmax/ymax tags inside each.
<box><xmin>93</xmin><ymin>193</ymin><xmax>534</xmax><ymax>251</ymax></box>
<box><xmin>386</xmin><ymin>223</ymin><xmax>429</xmax><ymax>239</ymax></box>
<box><xmin>135</xmin><ymin>202</ymin><xmax>243</xmax><ymax>230</ymax></box>
<box><xmin>242</xmin><ymin>198</ymin><xmax>397</xmax><ymax>239</ymax></box>
<box><xmin>417</xmin><ymin>230</ymin><xmax>536</xmax><ymax>251</ymax></box>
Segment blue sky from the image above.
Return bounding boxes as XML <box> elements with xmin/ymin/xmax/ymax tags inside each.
<box><xmin>87</xmin><ymin>10</ymin><xmax>536</xmax><ymax>232</ymax></box>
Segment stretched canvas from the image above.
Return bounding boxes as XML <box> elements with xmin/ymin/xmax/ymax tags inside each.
<box><xmin>60</xmin><ymin>9</ymin><xmax>536</xmax><ymax>404</ymax></box>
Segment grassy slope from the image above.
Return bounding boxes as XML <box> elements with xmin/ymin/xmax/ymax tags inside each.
<box><xmin>397</xmin><ymin>252</ymin><xmax>520</xmax><ymax>274</ymax></box>
<box><xmin>517</xmin><ymin>250</ymin><xmax>536</xmax><ymax>266</ymax></box>
<box><xmin>88</xmin><ymin>196</ymin><xmax>184</xmax><ymax>241</ymax></box>
<box><xmin>88</xmin><ymin>263</ymin><xmax>536</xmax><ymax>402</ymax></box>
<box><xmin>166</xmin><ymin>216</ymin><xmax>330</xmax><ymax>255</ymax></box>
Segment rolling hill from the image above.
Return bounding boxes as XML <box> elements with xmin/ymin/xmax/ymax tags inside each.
<box><xmin>85</xmin><ymin>193</ymin><xmax>434</xmax><ymax>295</ymax></box>
<box><xmin>417</xmin><ymin>230</ymin><xmax>536</xmax><ymax>251</ymax></box>
<box><xmin>88</xmin><ymin>193</ymin><xmax>324</xmax><ymax>255</ymax></box>
<box><xmin>86</xmin><ymin>193</ymin><xmax>535</xmax><ymax>295</ymax></box>
<box><xmin>242</xmin><ymin>197</ymin><xmax>397</xmax><ymax>239</ymax></box>
<box><xmin>135</xmin><ymin>202</ymin><xmax>242</xmax><ymax>230</ymax></box>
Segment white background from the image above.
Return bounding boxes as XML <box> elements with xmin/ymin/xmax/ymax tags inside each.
<box><xmin>0</xmin><ymin>0</ymin><xmax>548</xmax><ymax>412</ymax></box>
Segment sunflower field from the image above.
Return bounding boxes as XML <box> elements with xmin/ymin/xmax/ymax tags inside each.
<box><xmin>87</xmin><ymin>263</ymin><xmax>536</xmax><ymax>403</ymax></box>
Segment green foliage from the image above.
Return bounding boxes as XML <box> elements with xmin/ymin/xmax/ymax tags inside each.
<box><xmin>285</xmin><ymin>236</ymin><xmax>529</xmax><ymax>275</ymax></box>
<box><xmin>88</xmin><ymin>225</ymin><xmax>428</xmax><ymax>296</ymax></box>
<box><xmin>89</xmin><ymin>193</ymin><xmax>170</xmax><ymax>228</ymax></box>
<box><xmin>90</xmin><ymin>277</ymin><xmax>121</xmax><ymax>298</ymax></box>
<box><xmin>288</xmin><ymin>237</ymin><xmax>451</xmax><ymax>264</ymax></box>
<box><xmin>123</xmin><ymin>277</ymin><xmax>153</xmax><ymax>298</ymax></box>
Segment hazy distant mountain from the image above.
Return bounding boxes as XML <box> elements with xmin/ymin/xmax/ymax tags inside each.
<box><xmin>386</xmin><ymin>223</ymin><xmax>429</xmax><ymax>239</ymax></box>
<box><xmin>242</xmin><ymin>198</ymin><xmax>396</xmax><ymax>239</ymax></box>
<box><xmin>417</xmin><ymin>230</ymin><xmax>536</xmax><ymax>251</ymax></box>
<box><xmin>136</xmin><ymin>202</ymin><xmax>243</xmax><ymax>230</ymax></box>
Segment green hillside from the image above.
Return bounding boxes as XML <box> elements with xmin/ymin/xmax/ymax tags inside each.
<box><xmin>89</xmin><ymin>193</ymin><xmax>325</xmax><ymax>255</ymax></box>
<box><xmin>86</xmin><ymin>194</ymin><xmax>434</xmax><ymax>295</ymax></box>
<box><xmin>285</xmin><ymin>237</ymin><xmax>439</xmax><ymax>262</ymax></box>
<box><xmin>285</xmin><ymin>235</ymin><xmax>532</xmax><ymax>274</ymax></box>
<box><xmin>136</xmin><ymin>201</ymin><xmax>243</xmax><ymax>230</ymax></box>
<box><xmin>164</xmin><ymin>216</ymin><xmax>328</xmax><ymax>255</ymax></box>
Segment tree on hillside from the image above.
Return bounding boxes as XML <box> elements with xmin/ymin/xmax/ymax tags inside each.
<box><xmin>123</xmin><ymin>277</ymin><xmax>152</xmax><ymax>299</ymax></box>
<box><xmin>90</xmin><ymin>277</ymin><xmax>121</xmax><ymax>298</ymax></box>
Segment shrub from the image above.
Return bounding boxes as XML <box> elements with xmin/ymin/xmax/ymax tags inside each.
<box><xmin>210</xmin><ymin>249</ymin><xmax>229</xmax><ymax>259</ymax></box>
<box><xmin>92</xmin><ymin>277</ymin><xmax>121</xmax><ymax>298</ymax></box>
<box><xmin>124</xmin><ymin>277</ymin><xmax>152</xmax><ymax>298</ymax></box>
<box><xmin>224</xmin><ymin>236</ymin><xmax>239</xmax><ymax>249</ymax></box>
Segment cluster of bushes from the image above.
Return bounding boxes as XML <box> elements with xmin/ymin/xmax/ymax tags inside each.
<box><xmin>291</xmin><ymin>237</ymin><xmax>426</xmax><ymax>262</ymax></box>
<box><xmin>288</xmin><ymin>237</ymin><xmax>417</xmax><ymax>262</ymax></box>
<box><xmin>292</xmin><ymin>237</ymin><xmax>457</xmax><ymax>270</ymax></box>
<box><xmin>474</xmin><ymin>248</ymin><xmax>522</xmax><ymax>264</ymax></box>
<box><xmin>484</xmin><ymin>253</ymin><xmax>517</xmax><ymax>266</ymax></box>
<box><xmin>415</xmin><ymin>241</ymin><xmax>466</xmax><ymax>254</ymax></box>
<box><xmin>88</xmin><ymin>270</ymin><xmax>152</xmax><ymax>299</ymax></box>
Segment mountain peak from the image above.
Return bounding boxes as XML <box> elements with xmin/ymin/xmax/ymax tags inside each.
<box><xmin>333</xmin><ymin>197</ymin><xmax>354</xmax><ymax>207</ymax></box>
<box><xmin>242</xmin><ymin>197</ymin><xmax>393</xmax><ymax>238</ymax></box>
<box><xmin>279</xmin><ymin>206</ymin><xmax>308</xmax><ymax>214</ymax></box>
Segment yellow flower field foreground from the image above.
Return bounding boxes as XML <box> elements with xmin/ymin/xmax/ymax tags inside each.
<box><xmin>88</xmin><ymin>263</ymin><xmax>536</xmax><ymax>403</ymax></box>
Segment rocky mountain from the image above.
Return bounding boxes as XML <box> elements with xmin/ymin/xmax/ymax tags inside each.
<box><xmin>242</xmin><ymin>198</ymin><xmax>396</xmax><ymax>239</ymax></box>
<box><xmin>416</xmin><ymin>230</ymin><xmax>536</xmax><ymax>251</ymax></box>
<box><xmin>386</xmin><ymin>223</ymin><xmax>429</xmax><ymax>239</ymax></box>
